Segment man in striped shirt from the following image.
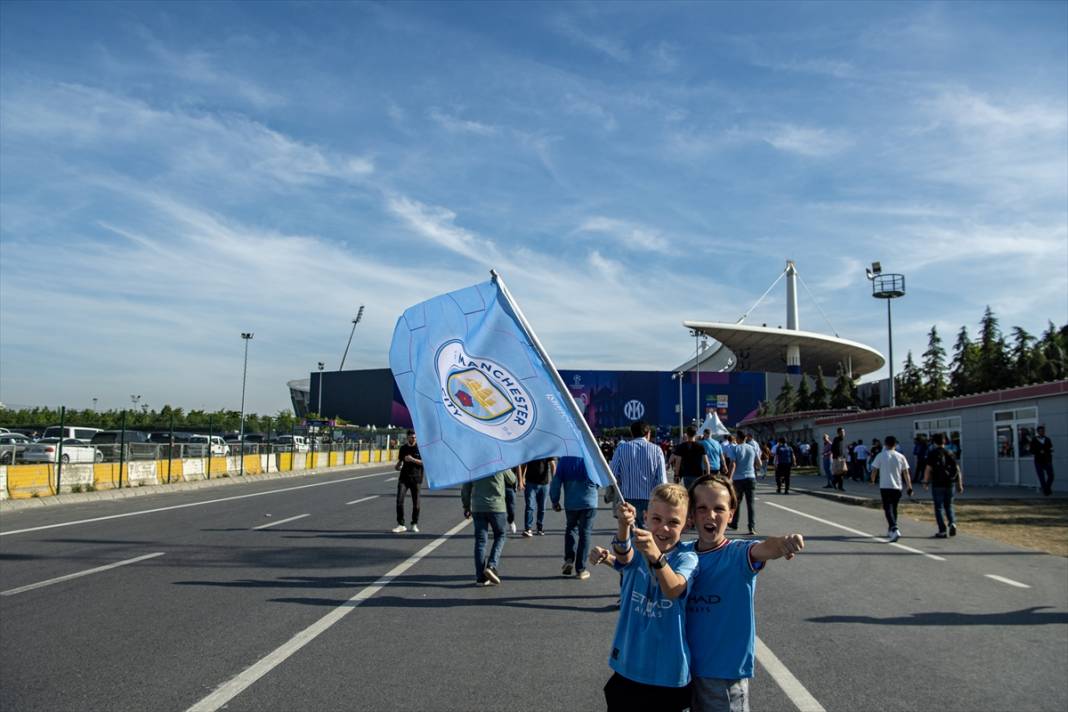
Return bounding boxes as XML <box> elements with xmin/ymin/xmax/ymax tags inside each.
<box><xmin>609</xmin><ymin>420</ymin><xmax>667</xmax><ymax>528</ymax></box>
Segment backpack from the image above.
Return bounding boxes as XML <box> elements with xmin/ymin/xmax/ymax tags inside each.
<box><xmin>928</xmin><ymin>448</ymin><xmax>959</xmax><ymax>486</ymax></box>
<box><xmin>776</xmin><ymin>446</ymin><xmax>794</xmax><ymax>466</ymax></box>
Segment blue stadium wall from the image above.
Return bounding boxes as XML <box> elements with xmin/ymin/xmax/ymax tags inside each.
<box><xmin>311</xmin><ymin>368</ymin><xmax>767</xmax><ymax>434</ymax></box>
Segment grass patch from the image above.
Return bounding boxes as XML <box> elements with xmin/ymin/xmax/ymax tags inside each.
<box><xmin>70</xmin><ymin>484</ymin><xmax>83</xmax><ymax>493</ymax></box>
<box><xmin>896</xmin><ymin>500</ymin><xmax>1068</xmax><ymax>558</ymax></box>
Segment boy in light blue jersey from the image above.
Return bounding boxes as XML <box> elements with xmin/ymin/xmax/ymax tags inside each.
<box><xmin>599</xmin><ymin>483</ymin><xmax>699</xmax><ymax>712</ymax></box>
<box><xmin>684</xmin><ymin>475</ymin><xmax>804</xmax><ymax>712</ymax></box>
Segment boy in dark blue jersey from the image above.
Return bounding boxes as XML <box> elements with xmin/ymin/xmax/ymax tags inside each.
<box><xmin>684</xmin><ymin>475</ymin><xmax>804</xmax><ymax>712</ymax></box>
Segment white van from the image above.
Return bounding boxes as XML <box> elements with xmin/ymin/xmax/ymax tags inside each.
<box><xmin>273</xmin><ymin>435</ymin><xmax>310</xmax><ymax>452</ymax></box>
<box><xmin>188</xmin><ymin>435</ymin><xmax>230</xmax><ymax>457</ymax></box>
<box><xmin>42</xmin><ymin>426</ymin><xmax>102</xmax><ymax>443</ymax></box>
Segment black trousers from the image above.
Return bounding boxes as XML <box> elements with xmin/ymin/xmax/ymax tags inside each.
<box><xmin>775</xmin><ymin>464</ymin><xmax>792</xmax><ymax>492</ymax></box>
<box><xmin>396</xmin><ymin>476</ymin><xmax>421</xmax><ymax>525</ymax></box>
<box><xmin>604</xmin><ymin>672</ymin><xmax>691</xmax><ymax>712</ymax></box>
<box><xmin>729</xmin><ymin>479</ymin><xmax>756</xmax><ymax>531</ymax></box>
<box><xmin>879</xmin><ymin>488</ymin><xmax>902</xmax><ymax>530</ymax></box>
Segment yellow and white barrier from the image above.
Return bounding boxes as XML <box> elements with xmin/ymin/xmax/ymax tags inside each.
<box><xmin>0</xmin><ymin>448</ymin><xmax>395</xmax><ymax>500</ymax></box>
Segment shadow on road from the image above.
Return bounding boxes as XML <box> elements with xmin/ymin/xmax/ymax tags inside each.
<box><xmin>808</xmin><ymin>606</ymin><xmax>1068</xmax><ymax>626</ymax></box>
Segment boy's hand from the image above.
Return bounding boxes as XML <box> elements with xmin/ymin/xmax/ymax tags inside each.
<box><xmin>775</xmin><ymin>533</ymin><xmax>805</xmax><ymax>560</ymax></box>
<box><xmin>589</xmin><ymin>546</ymin><xmax>612</xmax><ymax>566</ymax></box>
<box><xmin>632</xmin><ymin>527</ymin><xmax>660</xmax><ymax>561</ymax></box>
<box><xmin>617</xmin><ymin>502</ymin><xmax>636</xmax><ymax>530</ymax></box>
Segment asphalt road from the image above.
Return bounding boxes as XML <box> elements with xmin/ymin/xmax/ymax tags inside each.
<box><xmin>1</xmin><ymin>468</ymin><xmax>1065</xmax><ymax>712</ymax></box>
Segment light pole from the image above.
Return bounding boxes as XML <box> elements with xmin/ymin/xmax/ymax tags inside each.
<box><xmin>317</xmin><ymin>362</ymin><xmax>325</xmax><ymax>417</ymax></box>
<box><xmin>866</xmin><ymin>262</ymin><xmax>905</xmax><ymax>407</ymax></box>
<box><xmin>339</xmin><ymin>305</ymin><xmax>365</xmax><ymax>371</ymax></box>
<box><xmin>92</xmin><ymin>397</ymin><xmax>98</xmax><ymax>411</ymax></box>
<box><xmin>239</xmin><ymin>332</ymin><xmax>253</xmax><ymax>476</ymax></box>
<box><xmin>672</xmin><ymin>372</ymin><xmax>684</xmax><ymax>440</ymax></box>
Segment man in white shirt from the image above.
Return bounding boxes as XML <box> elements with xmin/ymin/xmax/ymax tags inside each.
<box><xmin>869</xmin><ymin>435</ymin><xmax>912</xmax><ymax>542</ymax></box>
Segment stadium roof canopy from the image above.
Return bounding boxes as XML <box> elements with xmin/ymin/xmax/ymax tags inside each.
<box><xmin>682</xmin><ymin>321</ymin><xmax>886</xmax><ymax>378</ymax></box>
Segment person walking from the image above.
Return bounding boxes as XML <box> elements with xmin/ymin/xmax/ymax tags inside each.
<box><xmin>773</xmin><ymin>437</ymin><xmax>795</xmax><ymax>494</ymax></box>
<box><xmin>821</xmin><ymin>433</ymin><xmax>834</xmax><ymax>488</ymax></box>
<box><xmin>670</xmin><ymin>427</ymin><xmax>709</xmax><ymax>490</ymax></box>
<box><xmin>550</xmin><ymin>456</ymin><xmax>599</xmax><ymax>580</ymax></box>
<box><xmin>521</xmin><ymin>457</ymin><xmax>556</xmax><ymax>536</ymax></box>
<box><xmin>830</xmin><ymin>427</ymin><xmax>847</xmax><ymax>490</ymax></box>
<box><xmin>699</xmin><ymin>428</ymin><xmax>724</xmax><ymax>475</ymax></box>
<box><xmin>869</xmin><ymin>436</ymin><xmax>912</xmax><ymax>542</ymax></box>
<box><xmin>727</xmin><ymin>430</ymin><xmax>762</xmax><ymax>535</ymax></box>
<box><xmin>1030</xmin><ymin>425</ymin><xmax>1055</xmax><ymax>496</ymax></box>
<box><xmin>392</xmin><ymin>430</ymin><xmax>423</xmax><ymax>533</ymax></box>
<box><xmin>461</xmin><ymin>468</ymin><xmax>518</xmax><ymax>585</ymax></box>
<box><xmin>922</xmin><ymin>433</ymin><xmax>964</xmax><ymax>538</ymax></box>
<box><xmin>609</xmin><ymin>420</ymin><xmax>668</xmax><ymax>529</ymax></box>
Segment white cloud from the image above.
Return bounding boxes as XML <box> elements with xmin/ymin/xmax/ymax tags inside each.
<box><xmin>762</xmin><ymin>124</ymin><xmax>851</xmax><ymax>157</ymax></box>
<box><xmin>428</xmin><ymin>107</ymin><xmax>499</xmax><ymax>135</ymax></box>
<box><xmin>563</xmin><ymin>94</ymin><xmax>617</xmax><ymax>131</ymax></box>
<box><xmin>550</xmin><ymin>14</ymin><xmax>630</xmax><ymax>62</ymax></box>
<box><xmin>576</xmin><ymin>216</ymin><xmax>671</xmax><ymax>253</ymax></box>
<box><xmin>385</xmin><ymin>194</ymin><xmax>499</xmax><ymax>262</ymax></box>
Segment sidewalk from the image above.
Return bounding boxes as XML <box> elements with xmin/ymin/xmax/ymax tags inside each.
<box><xmin>776</xmin><ymin>472</ymin><xmax>1067</xmax><ymax>508</ymax></box>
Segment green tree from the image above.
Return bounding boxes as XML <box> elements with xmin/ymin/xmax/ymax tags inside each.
<box><xmin>1038</xmin><ymin>321</ymin><xmax>1066</xmax><ymax>381</ymax></box>
<box><xmin>920</xmin><ymin>325</ymin><xmax>947</xmax><ymax>401</ymax></box>
<box><xmin>895</xmin><ymin>351</ymin><xmax>925</xmax><ymax>405</ymax></box>
<box><xmin>830</xmin><ymin>368</ymin><xmax>855</xmax><ymax>409</ymax></box>
<box><xmin>976</xmin><ymin>306</ymin><xmax>1012</xmax><ymax>391</ymax></box>
<box><xmin>795</xmin><ymin>376</ymin><xmax>812</xmax><ymax>411</ymax></box>
<box><xmin>949</xmin><ymin>326</ymin><xmax>980</xmax><ymax>396</ymax></box>
<box><xmin>775</xmin><ymin>379</ymin><xmax>796</xmax><ymax>414</ymax></box>
<box><xmin>1009</xmin><ymin>327</ymin><xmax>1037</xmax><ymax>386</ymax></box>
<box><xmin>810</xmin><ymin>366</ymin><xmax>830</xmax><ymax>410</ymax></box>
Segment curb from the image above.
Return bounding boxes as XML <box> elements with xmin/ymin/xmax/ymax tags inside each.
<box><xmin>0</xmin><ymin>462</ymin><xmax>391</xmax><ymax>514</ymax></box>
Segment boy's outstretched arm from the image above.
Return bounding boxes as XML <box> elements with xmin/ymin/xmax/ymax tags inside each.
<box><xmin>751</xmin><ymin>533</ymin><xmax>805</xmax><ymax>562</ymax></box>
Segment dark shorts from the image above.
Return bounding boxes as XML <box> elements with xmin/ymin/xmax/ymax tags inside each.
<box><xmin>604</xmin><ymin>672</ymin><xmax>691</xmax><ymax>712</ymax></box>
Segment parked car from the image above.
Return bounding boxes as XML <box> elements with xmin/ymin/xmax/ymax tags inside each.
<box><xmin>272</xmin><ymin>435</ymin><xmax>309</xmax><ymax>452</ymax></box>
<box><xmin>188</xmin><ymin>435</ymin><xmax>230</xmax><ymax>457</ymax></box>
<box><xmin>90</xmin><ymin>430</ymin><xmax>157</xmax><ymax>461</ymax></box>
<box><xmin>242</xmin><ymin>433</ymin><xmax>269</xmax><ymax>443</ymax></box>
<box><xmin>21</xmin><ymin>438</ymin><xmax>102</xmax><ymax>464</ymax></box>
<box><xmin>147</xmin><ymin>431</ymin><xmax>192</xmax><ymax>444</ymax></box>
<box><xmin>0</xmin><ymin>433</ymin><xmax>33</xmax><ymax>464</ymax></box>
<box><xmin>42</xmin><ymin>426</ymin><xmax>102</xmax><ymax>443</ymax></box>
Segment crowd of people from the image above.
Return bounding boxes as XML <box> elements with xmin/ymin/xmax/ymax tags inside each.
<box><xmin>388</xmin><ymin>415</ymin><xmax>1031</xmax><ymax>711</ymax></box>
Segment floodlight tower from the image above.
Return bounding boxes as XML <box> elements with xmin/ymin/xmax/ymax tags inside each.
<box><xmin>339</xmin><ymin>305</ymin><xmax>365</xmax><ymax>371</ymax></box>
<box><xmin>866</xmin><ymin>262</ymin><xmax>905</xmax><ymax>407</ymax></box>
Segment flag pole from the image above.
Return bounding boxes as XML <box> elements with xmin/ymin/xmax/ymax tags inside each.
<box><xmin>490</xmin><ymin>269</ymin><xmax>625</xmax><ymax>504</ymax></box>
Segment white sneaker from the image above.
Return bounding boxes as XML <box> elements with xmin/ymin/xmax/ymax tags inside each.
<box><xmin>509</xmin><ymin>522</ymin><xmax>517</xmax><ymax>534</ymax></box>
<box><xmin>888</xmin><ymin>529</ymin><xmax>900</xmax><ymax>543</ymax></box>
<box><xmin>391</xmin><ymin>525</ymin><xmax>407</xmax><ymax>533</ymax></box>
<box><xmin>411</xmin><ymin>524</ymin><xmax>420</xmax><ymax>533</ymax></box>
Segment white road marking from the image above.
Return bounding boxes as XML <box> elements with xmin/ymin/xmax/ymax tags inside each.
<box><xmin>763</xmin><ymin>500</ymin><xmax>946</xmax><ymax>561</ymax></box>
<box><xmin>345</xmin><ymin>495</ymin><xmax>378</xmax><ymax>505</ymax></box>
<box><xmin>252</xmin><ymin>514</ymin><xmax>309</xmax><ymax>530</ymax></box>
<box><xmin>0</xmin><ymin>470</ymin><xmax>393</xmax><ymax>537</ymax></box>
<box><xmin>185</xmin><ymin>517</ymin><xmax>472</xmax><ymax>712</ymax></box>
<box><xmin>0</xmin><ymin>552</ymin><xmax>165</xmax><ymax>597</ymax></box>
<box><xmin>756</xmin><ymin>636</ymin><xmax>826</xmax><ymax>712</ymax></box>
<box><xmin>985</xmin><ymin>574</ymin><xmax>1030</xmax><ymax>589</ymax></box>
<box><xmin>385</xmin><ymin>477</ymin><xmax>397</xmax><ymax>482</ymax></box>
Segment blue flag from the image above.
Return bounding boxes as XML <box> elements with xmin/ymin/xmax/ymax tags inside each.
<box><xmin>389</xmin><ymin>278</ymin><xmax>612</xmax><ymax>490</ymax></box>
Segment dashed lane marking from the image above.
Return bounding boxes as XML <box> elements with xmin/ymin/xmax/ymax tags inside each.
<box><xmin>756</xmin><ymin>636</ymin><xmax>827</xmax><ymax>712</ymax></box>
<box><xmin>345</xmin><ymin>495</ymin><xmax>378</xmax><ymax>505</ymax></box>
<box><xmin>185</xmin><ymin>517</ymin><xmax>472</xmax><ymax>712</ymax></box>
<box><xmin>763</xmin><ymin>500</ymin><xmax>946</xmax><ymax>561</ymax></box>
<box><xmin>985</xmin><ymin>574</ymin><xmax>1030</xmax><ymax>589</ymax></box>
<box><xmin>0</xmin><ymin>471</ymin><xmax>393</xmax><ymax>537</ymax></box>
<box><xmin>252</xmin><ymin>513</ymin><xmax>309</xmax><ymax>530</ymax></box>
<box><xmin>1</xmin><ymin>552</ymin><xmax>165</xmax><ymax>597</ymax></box>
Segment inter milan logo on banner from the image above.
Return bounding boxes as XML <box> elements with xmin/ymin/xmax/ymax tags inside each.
<box><xmin>623</xmin><ymin>399</ymin><xmax>645</xmax><ymax>421</ymax></box>
<box><xmin>436</xmin><ymin>340</ymin><xmax>536</xmax><ymax>441</ymax></box>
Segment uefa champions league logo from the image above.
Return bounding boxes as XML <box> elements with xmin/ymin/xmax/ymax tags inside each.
<box><xmin>435</xmin><ymin>340</ymin><xmax>536</xmax><ymax>441</ymax></box>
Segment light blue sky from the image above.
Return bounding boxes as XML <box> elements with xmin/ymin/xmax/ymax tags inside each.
<box><xmin>1</xmin><ymin>1</ymin><xmax>1066</xmax><ymax>415</ymax></box>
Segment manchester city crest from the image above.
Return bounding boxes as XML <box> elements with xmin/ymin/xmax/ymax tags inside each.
<box><xmin>435</xmin><ymin>340</ymin><xmax>536</xmax><ymax>441</ymax></box>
